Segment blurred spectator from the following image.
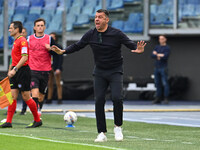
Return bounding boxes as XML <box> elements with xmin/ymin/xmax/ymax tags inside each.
<box><xmin>20</xmin><ymin>27</ymin><xmax>28</xmax><ymax>115</ymax></box>
<box><xmin>46</xmin><ymin>32</ymin><xmax>63</xmax><ymax>104</ymax></box>
<box><xmin>151</xmin><ymin>35</ymin><xmax>170</xmax><ymax>104</ymax></box>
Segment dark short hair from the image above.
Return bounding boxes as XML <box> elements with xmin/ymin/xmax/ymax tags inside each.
<box><xmin>22</xmin><ymin>27</ymin><xmax>27</xmax><ymax>31</ymax></box>
<box><xmin>159</xmin><ymin>34</ymin><xmax>167</xmax><ymax>39</ymax></box>
<box><xmin>34</xmin><ymin>18</ymin><xmax>46</xmax><ymax>26</ymax></box>
<box><xmin>50</xmin><ymin>32</ymin><xmax>57</xmax><ymax>42</ymax></box>
<box><xmin>96</xmin><ymin>9</ymin><xmax>109</xmax><ymax>17</ymax></box>
<box><xmin>11</xmin><ymin>21</ymin><xmax>23</xmax><ymax>33</ymax></box>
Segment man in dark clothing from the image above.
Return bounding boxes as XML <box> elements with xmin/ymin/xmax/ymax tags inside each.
<box><xmin>151</xmin><ymin>35</ymin><xmax>170</xmax><ymax>104</ymax></box>
<box><xmin>46</xmin><ymin>32</ymin><xmax>63</xmax><ymax>104</ymax></box>
<box><xmin>51</xmin><ymin>9</ymin><xmax>146</xmax><ymax>142</ymax></box>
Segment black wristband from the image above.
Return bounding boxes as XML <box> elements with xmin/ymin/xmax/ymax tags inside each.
<box><xmin>13</xmin><ymin>67</ymin><xmax>18</xmax><ymax>72</ymax></box>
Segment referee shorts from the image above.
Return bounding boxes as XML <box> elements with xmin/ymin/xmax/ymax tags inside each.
<box><xmin>10</xmin><ymin>65</ymin><xmax>31</xmax><ymax>91</ymax></box>
<box><xmin>30</xmin><ymin>70</ymin><xmax>50</xmax><ymax>94</ymax></box>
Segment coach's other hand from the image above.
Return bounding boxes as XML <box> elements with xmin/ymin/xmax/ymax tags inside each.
<box><xmin>51</xmin><ymin>45</ymin><xmax>65</xmax><ymax>55</ymax></box>
<box><xmin>131</xmin><ymin>40</ymin><xmax>146</xmax><ymax>54</ymax></box>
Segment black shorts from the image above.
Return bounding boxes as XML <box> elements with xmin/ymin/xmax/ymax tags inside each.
<box><xmin>10</xmin><ymin>65</ymin><xmax>31</xmax><ymax>91</ymax></box>
<box><xmin>30</xmin><ymin>70</ymin><xmax>50</xmax><ymax>94</ymax></box>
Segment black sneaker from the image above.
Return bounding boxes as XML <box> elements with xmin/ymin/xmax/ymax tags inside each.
<box><xmin>0</xmin><ymin>122</ymin><xmax>12</xmax><ymax>128</ymax></box>
<box><xmin>20</xmin><ymin>111</ymin><xmax>26</xmax><ymax>115</ymax></box>
<box><xmin>163</xmin><ymin>98</ymin><xmax>169</xmax><ymax>104</ymax></box>
<box><xmin>57</xmin><ymin>100</ymin><xmax>62</xmax><ymax>104</ymax></box>
<box><xmin>26</xmin><ymin>120</ymin><xmax>42</xmax><ymax>128</ymax></box>
<box><xmin>45</xmin><ymin>99</ymin><xmax>52</xmax><ymax>104</ymax></box>
<box><xmin>152</xmin><ymin>98</ymin><xmax>161</xmax><ymax>104</ymax></box>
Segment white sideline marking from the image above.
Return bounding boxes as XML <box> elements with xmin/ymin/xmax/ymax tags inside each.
<box><xmin>123</xmin><ymin>118</ymin><xmax>200</xmax><ymax>128</ymax></box>
<box><xmin>0</xmin><ymin>132</ymin><xmax>126</xmax><ymax>150</ymax></box>
<box><xmin>182</xmin><ymin>142</ymin><xmax>193</xmax><ymax>145</ymax></box>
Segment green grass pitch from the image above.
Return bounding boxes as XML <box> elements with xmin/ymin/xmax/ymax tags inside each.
<box><xmin>0</xmin><ymin>110</ymin><xmax>200</xmax><ymax>150</ymax></box>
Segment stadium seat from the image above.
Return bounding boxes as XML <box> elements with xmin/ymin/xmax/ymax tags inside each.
<box><xmin>94</xmin><ymin>5</ymin><xmax>102</xmax><ymax>12</ymax></box>
<box><xmin>0</xmin><ymin>36</ymin><xmax>3</xmax><ymax>49</ymax></box>
<box><xmin>15</xmin><ymin>6</ymin><xmax>29</xmax><ymax>14</ymax></box>
<box><xmin>127</xmin><ymin>13</ymin><xmax>142</xmax><ymax>22</ymax></box>
<box><xmin>57</xmin><ymin>0</ymin><xmax>72</xmax><ymax>11</ymax></box>
<box><xmin>68</xmin><ymin>5</ymin><xmax>81</xmax><ymax>16</ymax></box>
<box><xmin>154</xmin><ymin>13</ymin><xmax>168</xmax><ymax>25</ymax></box>
<box><xmin>85</xmin><ymin>0</ymin><xmax>98</xmax><ymax>7</ymax></box>
<box><xmin>108</xmin><ymin>0</ymin><xmax>124</xmax><ymax>10</ymax></box>
<box><xmin>73</xmin><ymin>14</ymin><xmax>90</xmax><ymax>27</ymax></box>
<box><xmin>0</xmin><ymin>0</ymin><xmax>3</xmax><ymax>7</ymax></box>
<box><xmin>47</xmin><ymin>20</ymin><xmax>61</xmax><ymax>33</ymax></box>
<box><xmin>12</xmin><ymin>13</ymin><xmax>25</xmax><ymax>23</ymax></box>
<box><xmin>195</xmin><ymin>5</ymin><xmax>200</xmax><ymax>16</ymax></box>
<box><xmin>16</xmin><ymin>0</ymin><xmax>30</xmax><ymax>7</ymax></box>
<box><xmin>66</xmin><ymin>13</ymin><xmax>77</xmax><ymax>24</ymax></box>
<box><xmin>30</xmin><ymin>0</ymin><xmax>44</xmax><ymax>7</ymax></box>
<box><xmin>82</xmin><ymin>5</ymin><xmax>94</xmax><ymax>18</ymax></box>
<box><xmin>26</xmin><ymin>14</ymin><xmax>40</xmax><ymax>22</ymax></box>
<box><xmin>72</xmin><ymin>0</ymin><xmax>85</xmax><ymax>7</ymax></box>
<box><xmin>40</xmin><ymin>13</ymin><xmax>52</xmax><ymax>23</ymax></box>
<box><xmin>182</xmin><ymin>4</ymin><xmax>196</xmax><ymax>17</ymax></box>
<box><xmin>188</xmin><ymin>0</ymin><xmax>200</xmax><ymax>5</ymax></box>
<box><xmin>150</xmin><ymin>13</ymin><xmax>156</xmax><ymax>25</ymax></box>
<box><xmin>111</xmin><ymin>20</ymin><xmax>124</xmax><ymax>31</ymax></box>
<box><xmin>0</xmin><ymin>23</ymin><xmax>3</xmax><ymax>37</ymax></box>
<box><xmin>44</xmin><ymin>0</ymin><xmax>58</xmax><ymax>9</ymax></box>
<box><xmin>51</xmin><ymin>14</ymin><xmax>62</xmax><ymax>23</ymax></box>
<box><xmin>0</xmin><ymin>36</ymin><xmax>14</xmax><ymax>49</ymax></box>
<box><xmin>29</xmin><ymin>6</ymin><xmax>42</xmax><ymax>15</ymax></box>
<box><xmin>162</xmin><ymin>0</ymin><xmax>173</xmax><ymax>5</ymax></box>
<box><xmin>8</xmin><ymin>0</ymin><xmax>16</xmax><ymax>9</ymax></box>
<box><xmin>123</xmin><ymin>12</ymin><xmax>143</xmax><ymax>33</ymax></box>
<box><xmin>98</xmin><ymin>0</ymin><xmax>111</xmax><ymax>9</ymax></box>
<box><xmin>0</xmin><ymin>14</ymin><xmax>3</xmax><ymax>23</ymax></box>
<box><xmin>123</xmin><ymin>20</ymin><xmax>137</xmax><ymax>33</ymax></box>
<box><xmin>23</xmin><ymin>21</ymin><xmax>34</xmax><ymax>35</ymax></box>
<box><xmin>123</xmin><ymin>0</ymin><xmax>134</xmax><ymax>2</ymax></box>
<box><xmin>66</xmin><ymin>23</ymin><xmax>73</xmax><ymax>32</ymax></box>
<box><xmin>42</xmin><ymin>9</ymin><xmax>56</xmax><ymax>16</ymax></box>
<box><xmin>136</xmin><ymin>20</ymin><xmax>143</xmax><ymax>33</ymax></box>
<box><xmin>150</xmin><ymin>4</ymin><xmax>158</xmax><ymax>15</ymax></box>
<box><xmin>157</xmin><ymin>4</ymin><xmax>168</xmax><ymax>14</ymax></box>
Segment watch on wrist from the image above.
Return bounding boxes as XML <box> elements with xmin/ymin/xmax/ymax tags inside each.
<box><xmin>13</xmin><ymin>67</ymin><xmax>18</xmax><ymax>72</ymax></box>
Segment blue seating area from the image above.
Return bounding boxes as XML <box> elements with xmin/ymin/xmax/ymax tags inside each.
<box><xmin>112</xmin><ymin>13</ymin><xmax>143</xmax><ymax>33</ymax></box>
<box><xmin>178</xmin><ymin>0</ymin><xmax>200</xmax><ymax>22</ymax></box>
<box><xmin>150</xmin><ymin>0</ymin><xmax>174</xmax><ymax>26</ymax></box>
<box><xmin>0</xmin><ymin>0</ymin><xmax>144</xmax><ymax>49</ymax></box>
<box><xmin>0</xmin><ymin>0</ymin><xmax>136</xmax><ymax>33</ymax></box>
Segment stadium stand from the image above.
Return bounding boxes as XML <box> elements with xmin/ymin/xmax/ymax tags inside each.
<box><xmin>12</xmin><ymin>13</ymin><xmax>25</xmax><ymax>24</ymax></box>
<box><xmin>112</xmin><ymin>20</ymin><xmax>124</xmax><ymax>31</ymax></box>
<box><xmin>29</xmin><ymin>6</ymin><xmax>42</xmax><ymax>15</ymax></box>
<box><xmin>0</xmin><ymin>0</ymin><xmax>147</xmax><ymax>48</ymax></box>
<box><xmin>16</xmin><ymin>0</ymin><xmax>30</xmax><ymax>7</ymax></box>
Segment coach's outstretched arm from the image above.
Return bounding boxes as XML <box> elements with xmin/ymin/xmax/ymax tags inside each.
<box><xmin>131</xmin><ymin>40</ymin><xmax>146</xmax><ymax>53</ymax></box>
<box><xmin>51</xmin><ymin>45</ymin><xmax>66</xmax><ymax>55</ymax></box>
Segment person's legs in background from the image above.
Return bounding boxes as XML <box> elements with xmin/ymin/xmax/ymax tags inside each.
<box><xmin>55</xmin><ymin>71</ymin><xmax>62</xmax><ymax>104</ymax></box>
<box><xmin>160</xmin><ymin>67</ymin><xmax>169</xmax><ymax>104</ymax></box>
<box><xmin>153</xmin><ymin>68</ymin><xmax>162</xmax><ymax>104</ymax></box>
<box><xmin>20</xmin><ymin>100</ymin><xmax>27</xmax><ymax>115</ymax></box>
<box><xmin>46</xmin><ymin>70</ymin><xmax>54</xmax><ymax>104</ymax></box>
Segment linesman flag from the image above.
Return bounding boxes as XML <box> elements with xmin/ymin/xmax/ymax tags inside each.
<box><xmin>0</xmin><ymin>77</ymin><xmax>13</xmax><ymax>109</ymax></box>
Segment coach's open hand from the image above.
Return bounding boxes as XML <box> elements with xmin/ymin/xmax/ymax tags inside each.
<box><xmin>51</xmin><ymin>45</ymin><xmax>66</xmax><ymax>55</ymax></box>
<box><xmin>131</xmin><ymin>40</ymin><xmax>146</xmax><ymax>53</ymax></box>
